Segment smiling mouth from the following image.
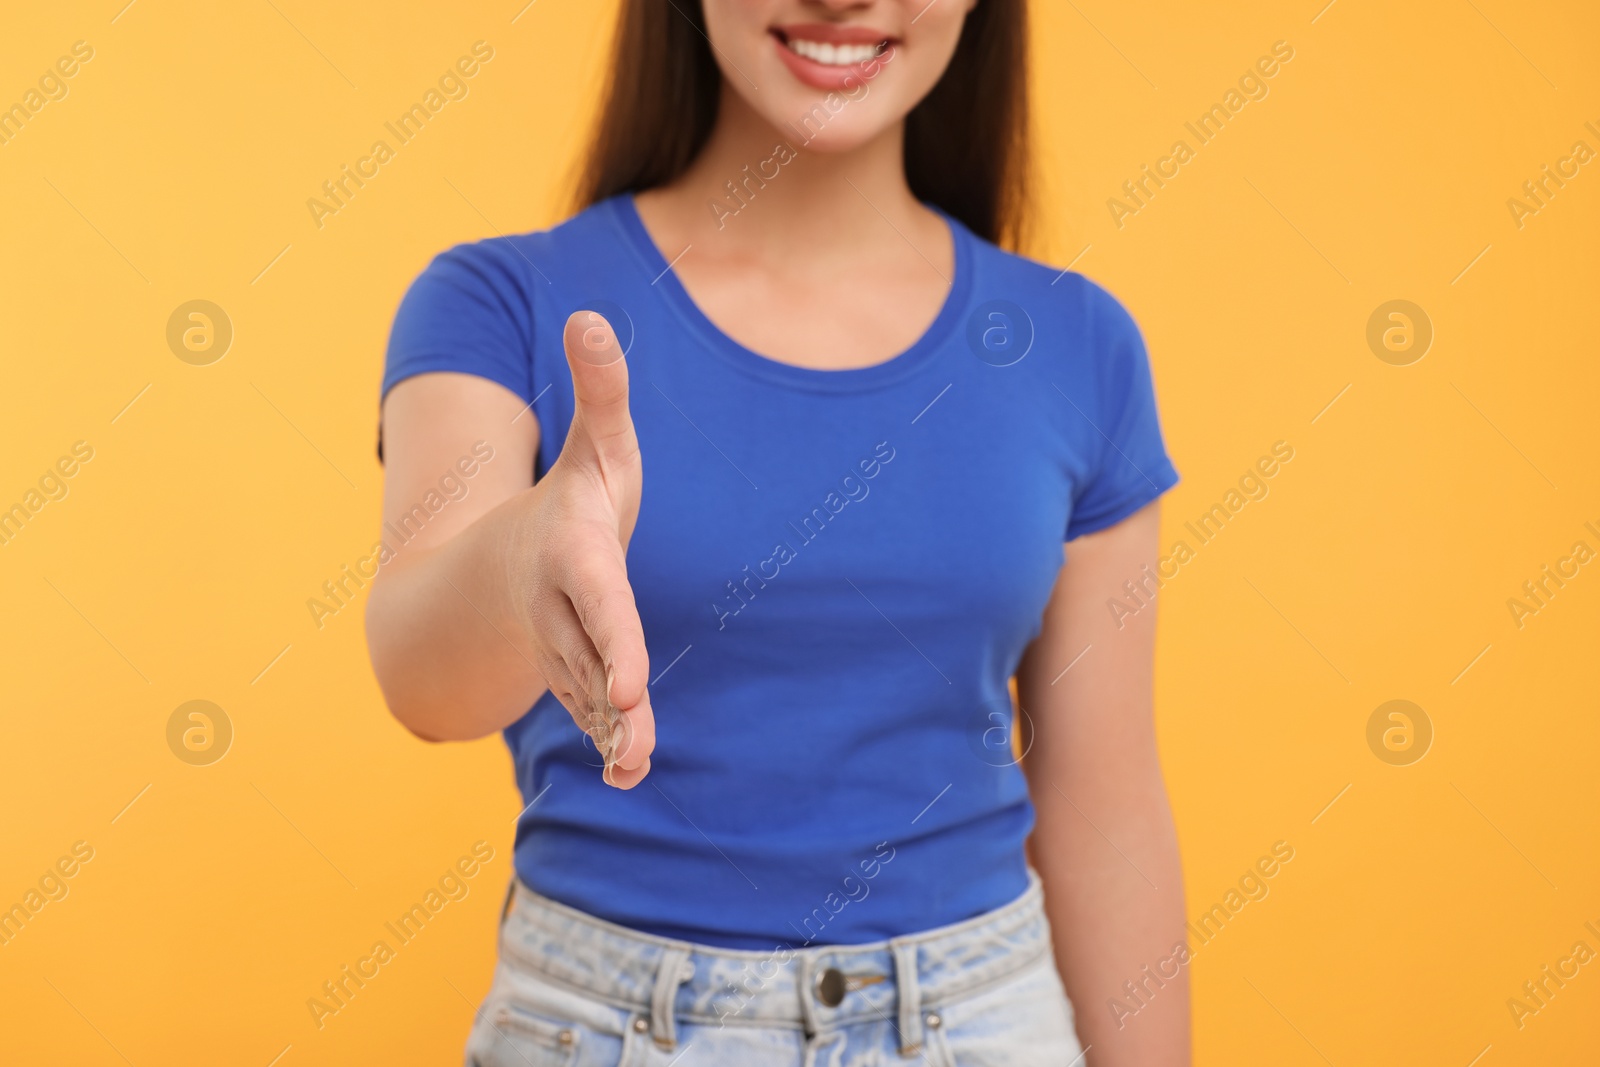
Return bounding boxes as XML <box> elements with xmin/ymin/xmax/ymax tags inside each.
<box><xmin>771</xmin><ymin>28</ymin><xmax>894</xmax><ymax>68</ymax></box>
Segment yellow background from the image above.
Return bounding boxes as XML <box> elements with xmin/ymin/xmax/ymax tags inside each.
<box><xmin>2</xmin><ymin>0</ymin><xmax>1596</xmax><ymax>1063</ymax></box>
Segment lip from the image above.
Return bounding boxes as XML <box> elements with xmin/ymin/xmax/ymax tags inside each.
<box><xmin>771</xmin><ymin>24</ymin><xmax>897</xmax><ymax>92</ymax></box>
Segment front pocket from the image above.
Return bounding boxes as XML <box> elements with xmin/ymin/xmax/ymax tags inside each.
<box><xmin>469</xmin><ymin>1001</ymin><xmax>580</xmax><ymax>1067</ymax></box>
<box><xmin>923</xmin><ymin>1022</ymin><xmax>960</xmax><ymax>1067</ymax></box>
<box><xmin>920</xmin><ymin>958</ymin><xmax>1084</xmax><ymax>1067</ymax></box>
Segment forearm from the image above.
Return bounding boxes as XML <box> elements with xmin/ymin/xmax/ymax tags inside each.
<box><xmin>1030</xmin><ymin>769</ymin><xmax>1190</xmax><ymax>1064</ymax></box>
<box><xmin>1017</xmin><ymin>504</ymin><xmax>1190</xmax><ymax>1063</ymax></box>
<box><xmin>364</xmin><ymin>486</ymin><xmax>548</xmax><ymax>741</ymax></box>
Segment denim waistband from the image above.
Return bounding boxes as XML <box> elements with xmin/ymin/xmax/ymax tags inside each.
<box><xmin>497</xmin><ymin>871</ymin><xmax>1052</xmax><ymax>1051</ymax></box>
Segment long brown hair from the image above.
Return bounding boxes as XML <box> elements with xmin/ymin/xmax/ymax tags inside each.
<box><xmin>572</xmin><ymin>0</ymin><xmax>1033</xmax><ymax>252</ymax></box>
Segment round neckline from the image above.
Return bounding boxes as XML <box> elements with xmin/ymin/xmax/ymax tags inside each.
<box><xmin>610</xmin><ymin>191</ymin><xmax>972</xmax><ymax>394</ymax></box>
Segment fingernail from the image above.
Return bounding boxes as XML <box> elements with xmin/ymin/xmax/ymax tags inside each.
<box><xmin>585</xmin><ymin>710</ymin><xmax>609</xmax><ymax>750</ymax></box>
<box><xmin>608</xmin><ymin>710</ymin><xmax>631</xmax><ymax>768</ymax></box>
<box><xmin>575</xmin><ymin>313</ymin><xmax>621</xmax><ymax>366</ymax></box>
<box><xmin>605</xmin><ymin>662</ymin><xmax>616</xmax><ymax>705</ymax></box>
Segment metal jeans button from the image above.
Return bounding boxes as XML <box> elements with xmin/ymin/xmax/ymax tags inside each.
<box><xmin>815</xmin><ymin>966</ymin><xmax>846</xmax><ymax>1007</ymax></box>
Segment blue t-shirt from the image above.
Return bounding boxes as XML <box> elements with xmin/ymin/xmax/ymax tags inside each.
<box><xmin>382</xmin><ymin>194</ymin><xmax>1179</xmax><ymax>950</ymax></box>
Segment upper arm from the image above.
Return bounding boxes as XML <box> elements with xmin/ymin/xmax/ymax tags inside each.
<box><xmin>1019</xmin><ymin>278</ymin><xmax>1178</xmax><ymax>777</ymax></box>
<box><xmin>378</xmin><ymin>373</ymin><xmax>537</xmax><ymax>558</ymax></box>
<box><xmin>1019</xmin><ymin>499</ymin><xmax>1165</xmax><ymax>789</ymax></box>
<box><xmin>376</xmin><ymin>238</ymin><xmax>543</xmax><ymax>559</ymax></box>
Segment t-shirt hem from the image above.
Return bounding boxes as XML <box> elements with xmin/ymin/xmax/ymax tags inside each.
<box><xmin>380</xmin><ymin>355</ymin><xmax>534</xmax><ymax>407</ymax></box>
<box><xmin>1065</xmin><ymin>461</ymin><xmax>1180</xmax><ymax>541</ymax></box>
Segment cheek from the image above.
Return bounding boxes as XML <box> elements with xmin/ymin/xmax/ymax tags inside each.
<box><xmin>702</xmin><ymin>0</ymin><xmax>774</xmax><ymax>62</ymax></box>
<box><xmin>893</xmin><ymin>15</ymin><xmax>970</xmax><ymax>105</ymax></box>
<box><xmin>702</xmin><ymin>4</ymin><xmax>786</xmax><ymax>108</ymax></box>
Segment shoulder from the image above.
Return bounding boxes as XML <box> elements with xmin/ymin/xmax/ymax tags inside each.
<box><xmin>402</xmin><ymin>197</ymin><xmax>624</xmax><ymax>300</ymax></box>
<box><xmin>956</xmin><ymin>226</ymin><xmax>1144</xmax><ymax>351</ymax></box>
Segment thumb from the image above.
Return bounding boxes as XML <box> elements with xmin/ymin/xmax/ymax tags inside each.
<box><xmin>562</xmin><ymin>309</ymin><xmax>636</xmax><ymax>470</ymax></box>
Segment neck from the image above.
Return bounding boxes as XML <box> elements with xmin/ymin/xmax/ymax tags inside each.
<box><xmin>642</xmin><ymin>80</ymin><xmax>931</xmax><ymax>262</ymax></box>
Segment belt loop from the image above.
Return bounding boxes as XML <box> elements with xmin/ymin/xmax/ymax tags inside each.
<box><xmin>796</xmin><ymin>951</ymin><xmax>820</xmax><ymax>1037</ymax></box>
<box><xmin>650</xmin><ymin>944</ymin><xmax>692</xmax><ymax>1050</ymax></box>
<box><xmin>892</xmin><ymin>940</ymin><xmax>923</xmax><ymax>1055</ymax></box>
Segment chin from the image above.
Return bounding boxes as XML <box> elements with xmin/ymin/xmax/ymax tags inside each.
<box><xmin>759</xmin><ymin>101</ymin><xmax>889</xmax><ymax>154</ymax></box>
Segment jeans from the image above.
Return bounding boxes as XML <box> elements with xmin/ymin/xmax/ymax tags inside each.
<box><xmin>464</xmin><ymin>870</ymin><xmax>1084</xmax><ymax>1066</ymax></box>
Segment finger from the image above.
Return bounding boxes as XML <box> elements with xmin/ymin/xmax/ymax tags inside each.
<box><xmin>561</xmin><ymin>310</ymin><xmax>636</xmax><ymax>469</ymax></box>
<box><xmin>532</xmin><ymin>640</ymin><xmax>587</xmax><ymax>725</ymax></box>
<box><xmin>538</xmin><ymin>601</ymin><xmax>610</xmax><ymax>733</ymax></box>
<box><xmin>544</xmin><ymin>584</ymin><xmax>655</xmax><ymax>776</ymax></box>
<box><xmin>563</xmin><ymin>547</ymin><xmax>650</xmax><ymax>715</ymax></box>
<box><xmin>604</xmin><ymin>756</ymin><xmax>650</xmax><ymax>791</ymax></box>
<box><xmin>606</xmin><ymin>692</ymin><xmax>656</xmax><ymax>774</ymax></box>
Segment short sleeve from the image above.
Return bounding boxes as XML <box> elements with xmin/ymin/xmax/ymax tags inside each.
<box><xmin>381</xmin><ymin>238</ymin><xmax>536</xmax><ymax>407</ymax></box>
<box><xmin>1064</xmin><ymin>281</ymin><xmax>1180</xmax><ymax>540</ymax></box>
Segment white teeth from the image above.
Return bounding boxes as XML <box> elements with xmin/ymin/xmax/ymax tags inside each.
<box><xmin>786</xmin><ymin>38</ymin><xmax>883</xmax><ymax>66</ymax></box>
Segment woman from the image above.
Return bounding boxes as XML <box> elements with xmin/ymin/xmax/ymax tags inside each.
<box><xmin>367</xmin><ymin>0</ymin><xmax>1189</xmax><ymax>1063</ymax></box>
